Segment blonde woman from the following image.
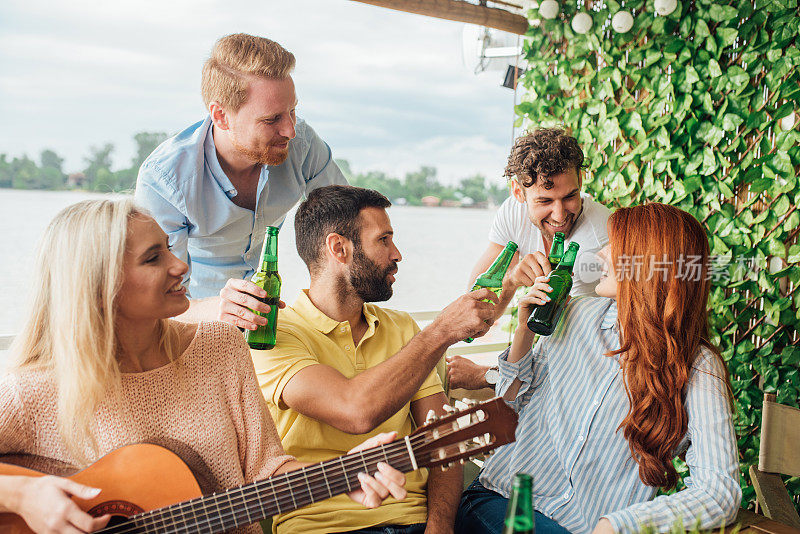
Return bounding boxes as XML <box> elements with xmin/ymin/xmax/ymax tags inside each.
<box><xmin>0</xmin><ymin>199</ymin><xmax>405</xmax><ymax>534</ymax></box>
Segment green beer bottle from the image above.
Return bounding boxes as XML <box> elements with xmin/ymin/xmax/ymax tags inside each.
<box><xmin>465</xmin><ymin>241</ymin><xmax>518</xmax><ymax>343</ymax></box>
<box><xmin>503</xmin><ymin>473</ymin><xmax>535</xmax><ymax>534</ymax></box>
<box><xmin>526</xmin><ymin>241</ymin><xmax>579</xmax><ymax>336</ymax></box>
<box><xmin>548</xmin><ymin>232</ymin><xmax>565</xmax><ymax>269</ymax></box>
<box><xmin>245</xmin><ymin>226</ymin><xmax>281</xmax><ymax>350</ymax></box>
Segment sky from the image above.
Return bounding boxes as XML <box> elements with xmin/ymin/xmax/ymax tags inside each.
<box><xmin>0</xmin><ymin>0</ymin><xmax>520</xmax><ymax>184</ymax></box>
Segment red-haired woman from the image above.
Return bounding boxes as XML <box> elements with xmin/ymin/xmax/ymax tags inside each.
<box><xmin>456</xmin><ymin>203</ymin><xmax>741</xmax><ymax>534</ymax></box>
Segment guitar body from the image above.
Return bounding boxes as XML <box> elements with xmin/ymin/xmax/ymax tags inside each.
<box><xmin>0</xmin><ymin>444</ymin><xmax>202</xmax><ymax>534</ymax></box>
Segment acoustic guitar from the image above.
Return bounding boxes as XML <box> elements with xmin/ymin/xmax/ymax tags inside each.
<box><xmin>0</xmin><ymin>397</ymin><xmax>517</xmax><ymax>534</ymax></box>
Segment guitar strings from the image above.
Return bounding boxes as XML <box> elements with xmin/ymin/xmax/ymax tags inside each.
<box><xmin>99</xmin><ymin>411</ymin><xmax>489</xmax><ymax>534</ymax></box>
<box><xmin>97</xmin><ymin>414</ymin><xmax>484</xmax><ymax>534</ymax></box>
<box><xmin>95</xmin><ymin>433</ymin><xmax>433</xmax><ymax>534</ymax></box>
<box><xmin>96</xmin><ymin>444</ymin><xmax>419</xmax><ymax>534</ymax></box>
<box><xmin>123</xmin><ymin>414</ymin><xmax>487</xmax><ymax>534</ymax></box>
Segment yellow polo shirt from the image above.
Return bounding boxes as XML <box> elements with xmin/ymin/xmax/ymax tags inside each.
<box><xmin>251</xmin><ymin>290</ymin><xmax>443</xmax><ymax>534</ymax></box>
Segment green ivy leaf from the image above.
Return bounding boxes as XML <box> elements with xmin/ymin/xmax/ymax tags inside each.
<box><xmin>685</xmin><ymin>65</ymin><xmax>700</xmax><ymax>85</ymax></box>
<box><xmin>749</xmin><ymin>178</ymin><xmax>772</xmax><ymax>193</ymax></box>
<box><xmin>717</xmin><ymin>27</ymin><xmax>738</xmax><ymax>49</ymax></box>
<box><xmin>774</xmin><ymin>102</ymin><xmax>795</xmax><ymax>121</ymax></box>
<box><xmin>727</xmin><ymin>66</ymin><xmax>750</xmax><ymax>90</ymax></box>
<box><xmin>722</xmin><ymin>113</ymin><xmax>744</xmax><ymax>131</ymax></box>
<box><xmin>708</xmin><ymin>58</ymin><xmax>723</xmax><ymax>77</ymax></box>
<box><xmin>695</xmin><ymin>18</ymin><xmax>711</xmax><ymax>38</ymax></box>
<box><xmin>708</xmin><ymin>4</ymin><xmax>739</xmax><ymax>21</ymax></box>
<box><xmin>774</xmin><ymin>195</ymin><xmax>791</xmax><ymax>217</ymax></box>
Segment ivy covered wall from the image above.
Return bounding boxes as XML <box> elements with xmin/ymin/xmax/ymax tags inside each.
<box><xmin>515</xmin><ymin>0</ymin><xmax>799</xmax><ymax>509</ymax></box>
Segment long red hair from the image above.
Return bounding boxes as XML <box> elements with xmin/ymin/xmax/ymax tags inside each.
<box><xmin>607</xmin><ymin>203</ymin><xmax>733</xmax><ymax>489</ymax></box>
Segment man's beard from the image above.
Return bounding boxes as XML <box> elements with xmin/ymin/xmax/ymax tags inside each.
<box><xmin>534</xmin><ymin>202</ymin><xmax>584</xmax><ymax>241</ymax></box>
<box><xmin>349</xmin><ymin>247</ymin><xmax>396</xmax><ymax>303</ymax></box>
<box><xmin>230</xmin><ymin>134</ymin><xmax>290</xmax><ymax>166</ymax></box>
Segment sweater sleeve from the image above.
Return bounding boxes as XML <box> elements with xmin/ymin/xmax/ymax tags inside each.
<box><xmin>0</xmin><ymin>373</ymin><xmax>33</xmax><ymax>455</ymax></box>
<box><xmin>224</xmin><ymin>325</ymin><xmax>295</xmax><ymax>483</ymax></box>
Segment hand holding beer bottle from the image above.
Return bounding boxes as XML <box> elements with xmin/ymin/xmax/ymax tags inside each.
<box><xmin>465</xmin><ymin>241</ymin><xmax>518</xmax><ymax>343</ymax></box>
<box><xmin>525</xmin><ymin>241</ymin><xmax>579</xmax><ymax>336</ymax></box>
<box><xmin>246</xmin><ymin>226</ymin><xmax>281</xmax><ymax>350</ymax></box>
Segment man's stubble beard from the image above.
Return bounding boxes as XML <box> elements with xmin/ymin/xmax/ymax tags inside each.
<box><xmin>532</xmin><ymin>199</ymin><xmax>584</xmax><ymax>241</ymax></box>
<box><xmin>230</xmin><ymin>133</ymin><xmax>290</xmax><ymax>166</ymax></box>
<box><xmin>348</xmin><ymin>246</ymin><xmax>396</xmax><ymax>303</ymax></box>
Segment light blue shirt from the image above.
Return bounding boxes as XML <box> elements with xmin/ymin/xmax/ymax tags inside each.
<box><xmin>134</xmin><ymin>116</ymin><xmax>347</xmax><ymax>299</ymax></box>
<box><xmin>480</xmin><ymin>297</ymin><xmax>741</xmax><ymax>534</ymax></box>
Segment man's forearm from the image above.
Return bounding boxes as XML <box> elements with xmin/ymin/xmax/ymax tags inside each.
<box><xmin>424</xmin><ymin>464</ymin><xmax>463</xmax><ymax>533</ymax></box>
<box><xmin>347</xmin><ymin>327</ymin><xmax>452</xmax><ymax>431</ymax></box>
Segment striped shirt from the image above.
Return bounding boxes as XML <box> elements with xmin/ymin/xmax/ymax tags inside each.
<box><xmin>479</xmin><ymin>297</ymin><xmax>741</xmax><ymax>534</ymax></box>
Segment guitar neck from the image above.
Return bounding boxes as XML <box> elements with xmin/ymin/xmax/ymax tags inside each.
<box><xmin>102</xmin><ymin>438</ymin><xmax>417</xmax><ymax>533</ymax></box>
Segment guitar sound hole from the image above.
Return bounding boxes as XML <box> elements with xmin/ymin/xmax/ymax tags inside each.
<box><xmin>88</xmin><ymin>500</ymin><xmax>144</xmax><ymax>521</ymax></box>
<box><xmin>107</xmin><ymin>515</ymin><xmax>134</xmax><ymax>527</ymax></box>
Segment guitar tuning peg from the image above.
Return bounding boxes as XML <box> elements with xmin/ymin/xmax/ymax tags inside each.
<box><xmin>426</xmin><ymin>409</ymin><xmax>439</xmax><ymax>423</ymax></box>
<box><xmin>442</xmin><ymin>404</ymin><xmax>456</xmax><ymax>414</ymax></box>
<box><xmin>459</xmin><ymin>459</ymin><xmax>465</xmax><ymax>464</ymax></box>
<box><xmin>440</xmin><ymin>463</ymin><xmax>449</xmax><ymax>471</ymax></box>
<box><xmin>461</xmin><ymin>398</ymin><xmax>478</xmax><ymax>407</ymax></box>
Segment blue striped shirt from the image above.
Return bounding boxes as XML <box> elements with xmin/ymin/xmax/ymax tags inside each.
<box><xmin>480</xmin><ymin>297</ymin><xmax>741</xmax><ymax>534</ymax></box>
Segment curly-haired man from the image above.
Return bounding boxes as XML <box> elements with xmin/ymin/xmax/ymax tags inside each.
<box><xmin>447</xmin><ymin>128</ymin><xmax>611</xmax><ymax>391</ymax></box>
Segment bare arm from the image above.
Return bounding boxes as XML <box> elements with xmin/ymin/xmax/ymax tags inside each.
<box><xmin>503</xmin><ymin>277</ymin><xmax>552</xmax><ymax>401</ymax></box>
<box><xmin>282</xmin><ymin>289</ymin><xmax>499</xmax><ymax>434</ymax></box>
<box><xmin>411</xmin><ymin>393</ymin><xmax>462</xmax><ymax>534</ymax></box>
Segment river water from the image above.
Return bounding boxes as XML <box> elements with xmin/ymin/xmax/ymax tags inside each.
<box><xmin>0</xmin><ymin>189</ymin><xmax>500</xmax><ymax>339</ymax></box>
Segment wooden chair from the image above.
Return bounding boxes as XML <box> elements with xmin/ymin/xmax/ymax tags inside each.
<box><xmin>749</xmin><ymin>393</ymin><xmax>800</xmax><ymax>529</ymax></box>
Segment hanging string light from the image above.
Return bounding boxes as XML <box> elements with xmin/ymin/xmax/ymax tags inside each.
<box><xmin>654</xmin><ymin>0</ymin><xmax>678</xmax><ymax>16</ymax></box>
<box><xmin>612</xmin><ymin>10</ymin><xmax>634</xmax><ymax>32</ymax></box>
<box><xmin>539</xmin><ymin>0</ymin><xmax>560</xmax><ymax>19</ymax></box>
<box><xmin>571</xmin><ymin>12</ymin><xmax>593</xmax><ymax>33</ymax></box>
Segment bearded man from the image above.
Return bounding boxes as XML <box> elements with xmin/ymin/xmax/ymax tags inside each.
<box><xmin>135</xmin><ymin>33</ymin><xmax>347</xmax><ymax>326</ymax></box>
<box><xmin>252</xmin><ymin>185</ymin><xmax>500</xmax><ymax>534</ymax></box>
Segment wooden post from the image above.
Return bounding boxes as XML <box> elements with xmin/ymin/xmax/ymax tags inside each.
<box><xmin>349</xmin><ymin>0</ymin><xmax>530</xmax><ymax>35</ymax></box>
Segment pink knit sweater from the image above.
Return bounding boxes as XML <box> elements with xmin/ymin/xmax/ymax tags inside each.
<box><xmin>0</xmin><ymin>321</ymin><xmax>293</xmax><ymax>533</ymax></box>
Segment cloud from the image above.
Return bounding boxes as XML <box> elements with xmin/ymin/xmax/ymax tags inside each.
<box><xmin>342</xmin><ymin>134</ymin><xmax>509</xmax><ymax>185</ymax></box>
<box><xmin>0</xmin><ymin>0</ymin><xmax>516</xmax><ymax>179</ymax></box>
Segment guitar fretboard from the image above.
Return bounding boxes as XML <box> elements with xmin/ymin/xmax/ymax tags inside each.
<box><xmin>98</xmin><ymin>436</ymin><xmax>420</xmax><ymax>534</ymax></box>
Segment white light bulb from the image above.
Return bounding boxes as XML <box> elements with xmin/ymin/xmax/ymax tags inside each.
<box><xmin>780</xmin><ymin>112</ymin><xmax>796</xmax><ymax>131</ymax></box>
<box><xmin>612</xmin><ymin>10</ymin><xmax>634</xmax><ymax>32</ymax></box>
<box><xmin>539</xmin><ymin>0</ymin><xmax>559</xmax><ymax>19</ymax></box>
<box><xmin>654</xmin><ymin>0</ymin><xmax>677</xmax><ymax>16</ymax></box>
<box><xmin>571</xmin><ymin>12</ymin><xmax>593</xmax><ymax>33</ymax></box>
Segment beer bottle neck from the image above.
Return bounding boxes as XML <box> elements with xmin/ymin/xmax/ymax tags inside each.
<box><xmin>258</xmin><ymin>227</ymin><xmax>279</xmax><ymax>272</ymax></box>
<box><xmin>483</xmin><ymin>243</ymin><xmax>518</xmax><ymax>279</ymax></box>
<box><xmin>260</xmin><ymin>259</ymin><xmax>278</xmax><ymax>272</ymax></box>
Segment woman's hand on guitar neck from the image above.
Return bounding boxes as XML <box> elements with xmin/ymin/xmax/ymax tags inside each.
<box><xmin>346</xmin><ymin>432</ymin><xmax>407</xmax><ymax>508</ymax></box>
<box><xmin>9</xmin><ymin>475</ymin><xmax>111</xmax><ymax>533</ymax></box>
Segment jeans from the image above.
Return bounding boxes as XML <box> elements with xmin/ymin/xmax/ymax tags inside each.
<box><xmin>338</xmin><ymin>523</ymin><xmax>426</xmax><ymax>534</ymax></box>
<box><xmin>456</xmin><ymin>479</ymin><xmax>572</xmax><ymax>534</ymax></box>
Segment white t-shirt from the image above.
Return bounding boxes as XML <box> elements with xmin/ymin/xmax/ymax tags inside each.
<box><xmin>488</xmin><ymin>193</ymin><xmax>611</xmax><ymax>297</ymax></box>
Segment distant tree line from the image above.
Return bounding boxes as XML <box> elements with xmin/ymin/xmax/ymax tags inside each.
<box><xmin>336</xmin><ymin>160</ymin><xmax>509</xmax><ymax>207</ymax></box>
<box><xmin>0</xmin><ymin>132</ymin><xmax>168</xmax><ymax>192</ymax></box>
<box><xmin>0</xmin><ymin>137</ymin><xmax>510</xmax><ymax>208</ymax></box>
